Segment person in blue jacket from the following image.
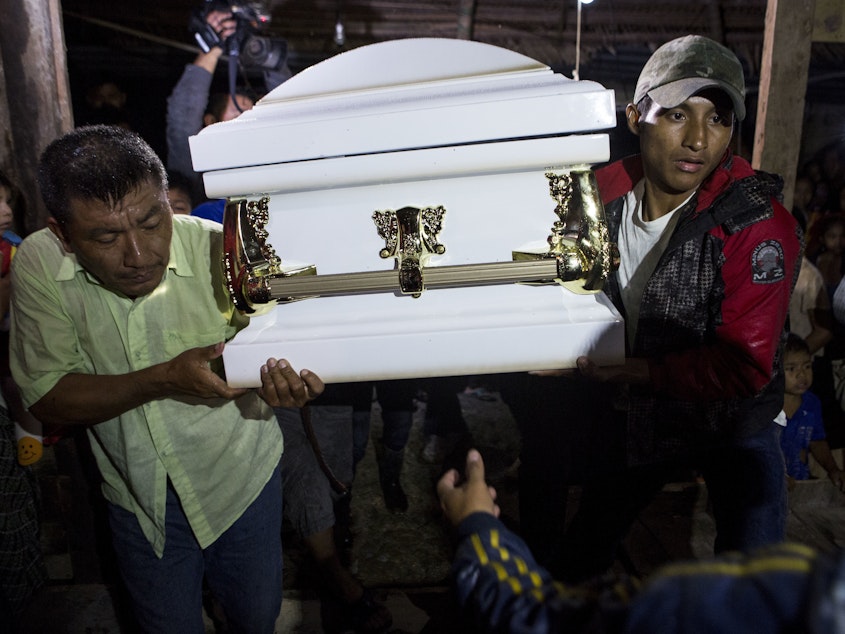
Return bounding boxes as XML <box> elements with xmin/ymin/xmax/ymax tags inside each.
<box><xmin>438</xmin><ymin>448</ymin><xmax>845</xmax><ymax>633</ymax></box>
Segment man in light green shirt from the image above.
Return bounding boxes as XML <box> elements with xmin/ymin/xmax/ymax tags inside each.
<box><xmin>10</xmin><ymin>125</ymin><xmax>323</xmax><ymax>632</ymax></box>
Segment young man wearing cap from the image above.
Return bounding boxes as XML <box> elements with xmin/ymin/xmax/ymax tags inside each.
<box><xmin>546</xmin><ymin>34</ymin><xmax>802</xmax><ymax>582</ymax></box>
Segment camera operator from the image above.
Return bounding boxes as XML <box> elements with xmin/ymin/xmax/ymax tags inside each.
<box><xmin>166</xmin><ymin>5</ymin><xmax>292</xmax><ymax>208</ymax></box>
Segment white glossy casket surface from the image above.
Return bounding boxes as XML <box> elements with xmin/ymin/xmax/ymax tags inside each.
<box><xmin>189</xmin><ymin>38</ymin><xmax>624</xmax><ymax>387</ymax></box>
<box><xmin>228</xmin><ymin>286</ymin><xmax>623</xmax><ymax>385</ymax></box>
<box><xmin>190</xmin><ymin>38</ymin><xmax>617</xmax><ymax>172</ymax></box>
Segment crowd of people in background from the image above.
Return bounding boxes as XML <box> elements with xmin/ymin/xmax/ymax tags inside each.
<box><xmin>4</xmin><ymin>13</ymin><xmax>845</xmax><ymax>634</ymax></box>
<box><xmin>795</xmin><ymin>141</ymin><xmax>845</xmax><ymax>457</ymax></box>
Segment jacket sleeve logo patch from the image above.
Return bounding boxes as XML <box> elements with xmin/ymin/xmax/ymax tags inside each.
<box><xmin>752</xmin><ymin>240</ymin><xmax>786</xmax><ymax>284</ymax></box>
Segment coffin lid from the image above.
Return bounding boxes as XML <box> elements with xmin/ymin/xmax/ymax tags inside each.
<box><xmin>189</xmin><ymin>38</ymin><xmax>616</xmax><ymax>173</ymax></box>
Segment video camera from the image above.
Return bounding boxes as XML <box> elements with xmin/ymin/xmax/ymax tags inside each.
<box><xmin>189</xmin><ymin>0</ymin><xmax>287</xmax><ymax>72</ymax></box>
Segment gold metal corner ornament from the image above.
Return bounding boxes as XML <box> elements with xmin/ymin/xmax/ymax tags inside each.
<box><xmin>223</xmin><ymin>196</ymin><xmax>316</xmax><ymax>313</ymax></box>
<box><xmin>373</xmin><ymin>206</ymin><xmax>446</xmax><ymax>296</ymax></box>
<box><xmin>513</xmin><ymin>169</ymin><xmax>619</xmax><ymax>294</ymax></box>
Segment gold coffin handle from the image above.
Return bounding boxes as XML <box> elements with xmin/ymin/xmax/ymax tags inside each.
<box><xmin>513</xmin><ymin>168</ymin><xmax>619</xmax><ymax>295</ymax></box>
<box><xmin>221</xmin><ymin>167</ymin><xmax>618</xmax><ymax>310</ymax></box>
<box><xmin>223</xmin><ymin>197</ymin><xmax>316</xmax><ymax>313</ymax></box>
<box><xmin>373</xmin><ymin>205</ymin><xmax>446</xmax><ymax>297</ymax></box>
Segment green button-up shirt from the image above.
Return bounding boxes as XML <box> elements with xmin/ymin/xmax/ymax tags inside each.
<box><xmin>10</xmin><ymin>215</ymin><xmax>283</xmax><ymax>557</ymax></box>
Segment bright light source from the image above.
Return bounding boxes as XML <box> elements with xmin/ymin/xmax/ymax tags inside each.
<box><xmin>574</xmin><ymin>0</ymin><xmax>594</xmax><ymax>79</ymax></box>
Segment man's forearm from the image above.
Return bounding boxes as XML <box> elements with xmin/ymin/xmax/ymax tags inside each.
<box><xmin>29</xmin><ymin>363</ymin><xmax>172</xmax><ymax>426</ymax></box>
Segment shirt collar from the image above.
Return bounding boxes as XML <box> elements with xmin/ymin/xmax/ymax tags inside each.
<box><xmin>53</xmin><ymin>219</ymin><xmax>196</xmax><ymax>285</ymax></box>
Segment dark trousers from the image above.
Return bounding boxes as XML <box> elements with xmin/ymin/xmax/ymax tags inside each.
<box><xmin>557</xmin><ymin>422</ymin><xmax>788</xmax><ymax>583</ymax></box>
<box><xmin>108</xmin><ymin>466</ymin><xmax>283</xmax><ymax>633</ymax></box>
<box><xmin>494</xmin><ymin>372</ymin><xmax>616</xmax><ymax>570</ymax></box>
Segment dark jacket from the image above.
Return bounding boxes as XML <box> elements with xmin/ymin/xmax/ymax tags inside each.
<box><xmin>595</xmin><ymin>152</ymin><xmax>802</xmax><ymax>463</ymax></box>
<box><xmin>451</xmin><ymin>511</ymin><xmax>841</xmax><ymax>634</ymax></box>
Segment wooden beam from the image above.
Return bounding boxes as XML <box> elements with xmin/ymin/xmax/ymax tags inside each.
<box><xmin>0</xmin><ymin>0</ymin><xmax>73</xmax><ymax>233</ymax></box>
<box><xmin>457</xmin><ymin>0</ymin><xmax>477</xmax><ymax>40</ymax></box>
<box><xmin>751</xmin><ymin>0</ymin><xmax>816</xmax><ymax>211</ymax></box>
<box><xmin>0</xmin><ymin>45</ymin><xmax>13</xmax><ymax>182</ymax></box>
<box><xmin>705</xmin><ymin>0</ymin><xmax>725</xmax><ymax>43</ymax></box>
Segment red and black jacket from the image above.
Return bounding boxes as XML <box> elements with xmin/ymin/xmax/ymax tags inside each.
<box><xmin>595</xmin><ymin>152</ymin><xmax>802</xmax><ymax>462</ymax></box>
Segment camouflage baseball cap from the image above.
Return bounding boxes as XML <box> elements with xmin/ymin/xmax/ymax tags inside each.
<box><xmin>634</xmin><ymin>34</ymin><xmax>746</xmax><ymax>121</ymax></box>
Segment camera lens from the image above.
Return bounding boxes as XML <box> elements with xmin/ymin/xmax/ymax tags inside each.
<box><xmin>240</xmin><ymin>35</ymin><xmax>287</xmax><ymax>71</ymax></box>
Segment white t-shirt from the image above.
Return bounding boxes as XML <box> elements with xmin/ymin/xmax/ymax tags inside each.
<box><xmin>616</xmin><ymin>180</ymin><xmax>691</xmax><ymax>344</ymax></box>
<box><xmin>789</xmin><ymin>256</ymin><xmax>827</xmax><ymax>357</ymax></box>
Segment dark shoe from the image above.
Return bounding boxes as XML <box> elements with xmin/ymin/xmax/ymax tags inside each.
<box><xmin>381</xmin><ymin>478</ymin><xmax>408</xmax><ymax>513</ymax></box>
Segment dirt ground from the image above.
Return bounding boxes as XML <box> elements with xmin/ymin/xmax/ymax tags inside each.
<box><xmin>282</xmin><ymin>386</ymin><xmax>523</xmax><ymax>592</ymax></box>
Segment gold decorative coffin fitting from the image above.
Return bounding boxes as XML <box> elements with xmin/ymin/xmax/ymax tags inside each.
<box><xmin>223</xmin><ymin>168</ymin><xmax>618</xmax><ymax>313</ymax></box>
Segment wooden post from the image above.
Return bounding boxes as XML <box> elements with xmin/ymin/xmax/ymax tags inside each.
<box><xmin>0</xmin><ymin>46</ymin><xmax>13</xmax><ymax>180</ymax></box>
<box><xmin>457</xmin><ymin>0</ymin><xmax>477</xmax><ymax>41</ymax></box>
<box><xmin>0</xmin><ymin>0</ymin><xmax>73</xmax><ymax>233</ymax></box>
<box><xmin>752</xmin><ymin>0</ymin><xmax>816</xmax><ymax>211</ymax></box>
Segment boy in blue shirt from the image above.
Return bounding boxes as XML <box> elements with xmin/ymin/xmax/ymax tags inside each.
<box><xmin>781</xmin><ymin>333</ymin><xmax>845</xmax><ymax>490</ymax></box>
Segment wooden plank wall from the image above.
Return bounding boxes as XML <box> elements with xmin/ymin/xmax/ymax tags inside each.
<box><xmin>752</xmin><ymin>0</ymin><xmax>815</xmax><ymax>211</ymax></box>
<box><xmin>0</xmin><ymin>0</ymin><xmax>73</xmax><ymax>234</ymax></box>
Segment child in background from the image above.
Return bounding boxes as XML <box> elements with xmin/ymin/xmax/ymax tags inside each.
<box><xmin>0</xmin><ymin>172</ymin><xmax>21</xmax><ymax>311</ymax></box>
<box><xmin>166</xmin><ymin>169</ymin><xmax>196</xmax><ymax>215</ymax></box>
<box><xmin>0</xmin><ymin>171</ymin><xmax>44</xmax><ymax>465</ymax></box>
<box><xmin>781</xmin><ymin>332</ymin><xmax>845</xmax><ymax>491</ymax></box>
<box><xmin>0</xmin><ymin>169</ymin><xmax>45</xmax><ymax>624</ymax></box>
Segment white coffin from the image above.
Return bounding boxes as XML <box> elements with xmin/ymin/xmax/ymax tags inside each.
<box><xmin>190</xmin><ymin>38</ymin><xmax>624</xmax><ymax>387</ymax></box>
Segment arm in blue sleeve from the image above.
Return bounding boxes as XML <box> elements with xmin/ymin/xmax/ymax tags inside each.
<box><xmin>452</xmin><ymin>513</ymin><xmax>632</xmax><ymax>634</ymax></box>
<box><xmin>455</xmin><ymin>516</ymin><xmax>839</xmax><ymax>634</ymax></box>
<box><xmin>625</xmin><ymin>543</ymin><xmax>830</xmax><ymax>633</ymax></box>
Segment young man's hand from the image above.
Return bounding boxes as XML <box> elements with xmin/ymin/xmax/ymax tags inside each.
<box><xmin>256</xmin><ymin>358</ymin><xmax>324</xmax><ymax>408</ymax></box>
<box><xmin>530</xmin><ymin>356</ymin><xmax>650</xmax><ymax>384</ymax></box>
